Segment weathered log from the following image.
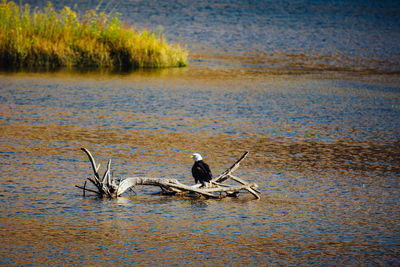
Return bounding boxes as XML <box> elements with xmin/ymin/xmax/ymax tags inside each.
<box><xmin>77</xmin><ymin>148</ymin><xmax>260</xmax><ymax>199</ymax></box>
<box><xmin>117</xmin><ymin>177</ymin><xmax>180</xmax><ymax>196</ymax></box>
<box><xmin>117</xmin><ymin>177</ymin><xmax>220</xmax><ymax>198</ymax></box>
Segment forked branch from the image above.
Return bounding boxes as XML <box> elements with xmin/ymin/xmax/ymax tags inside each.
<box><xmin>80</xmin><ymin>148</ymin><xmax>118</xmax><ymax>197</ymax></box>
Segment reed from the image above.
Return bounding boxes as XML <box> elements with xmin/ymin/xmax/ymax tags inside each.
<box><xmin>0</xmin><ymin>0</ymin><xmax>188</xmax><ymax>70</ymax></box>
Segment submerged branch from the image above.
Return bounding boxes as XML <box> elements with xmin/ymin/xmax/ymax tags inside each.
<box><xmin>75</xmin><ymin>184</ymin><xmax>102</xmax><ymax>195</ymax></box>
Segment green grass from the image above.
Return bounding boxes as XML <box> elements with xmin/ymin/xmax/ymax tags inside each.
<box><xmin>0</xmin><ymin>0</ymin><xmax>188</xmax><ymax>71</ymax></box>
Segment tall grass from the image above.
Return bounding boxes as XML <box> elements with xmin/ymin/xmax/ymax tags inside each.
<box><xmin>0</xmin><ymin>0</ymin><xmax>188</xmax><ymax>70</ymax></box>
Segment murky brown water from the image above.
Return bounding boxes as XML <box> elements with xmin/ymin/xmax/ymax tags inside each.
<box><xmin>1</xmin><ymin>65</ymin><xmax>399</xmax><ymax>265</ymax></box>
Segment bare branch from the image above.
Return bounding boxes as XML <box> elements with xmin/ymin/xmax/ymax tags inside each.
<box><xmin>81</xmin><ymin>147</ymin><xmax>101</xmax><ymax>183</ymax></box>
<box><xmin>102</xmin><ymin>159</ymin><xmax>111</xmax><ymax>185</ymax></box>
<box><xmin>211</xmin><ymin>151</ymin><xmax>249</xmax><ymax>183</ymax></box>
<box><xmin>75</xmin><ymin>185</ymin><xmax>101</xmax><ymax>195</ymax></box>
<box><xmin>227</xmin><ymin>174</ymin><xmax>261</xmax><ymax>194</ymax></box>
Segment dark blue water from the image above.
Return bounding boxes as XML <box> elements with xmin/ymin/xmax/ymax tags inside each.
<box><xmin>25</xmin><ymin>0</ymin><xmax>400</xmax><ymax>73</ymax></box>
<box><xmin>1</xmin><ymin>0</ymin><xmax>400</xmax><ymax>265</ymax></box>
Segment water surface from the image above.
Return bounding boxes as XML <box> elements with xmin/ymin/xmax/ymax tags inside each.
<box><xmin>1</xmin><ymin>0</ymin><xmax>400</xmax><ymax>265</ymax></box>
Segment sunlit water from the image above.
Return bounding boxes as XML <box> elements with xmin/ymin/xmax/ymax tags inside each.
<box><xmin>1</xmin><ymin>0</ymin><xmax>400</xmax><ymax>265</ymax></box>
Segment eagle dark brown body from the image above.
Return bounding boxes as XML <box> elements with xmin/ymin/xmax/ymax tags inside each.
<box><xmin>192</xmin><ymin>160</ymin><xmax>212</xmax><ymax>184</ymax></box>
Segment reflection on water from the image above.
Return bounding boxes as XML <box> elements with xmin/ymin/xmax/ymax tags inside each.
<box><xmin>1</xmin><ymin>0</ymin><xmax>400</xmax><ymax>264</ymax></box>
<box><xmin>0</xmin><ymin>67</ymin><xmax>399</xmax><ymax>265</ymax></box>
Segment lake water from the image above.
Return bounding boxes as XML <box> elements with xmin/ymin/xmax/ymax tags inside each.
<box><xmin>1</xmin><ymin>0</ymin><xmax>399</xmax><ymax>265</ymax></box>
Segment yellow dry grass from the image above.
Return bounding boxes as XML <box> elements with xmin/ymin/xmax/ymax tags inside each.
<box><xmin>0</xmin><ymin>1</ymin><xmax>188</xmax><ymax>70</ymax></box>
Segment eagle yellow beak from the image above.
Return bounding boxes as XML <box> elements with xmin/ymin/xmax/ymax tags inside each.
<box><xmin>190</xmin><ymin>155</ymin><xmax>194</xmax><ymax>158</ymax></box>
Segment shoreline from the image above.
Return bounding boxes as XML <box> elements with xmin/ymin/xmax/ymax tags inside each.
<box><xmin>0</xmin><ymin>1</ymin><xmax>188</xmax><ymax>71</ymax></box>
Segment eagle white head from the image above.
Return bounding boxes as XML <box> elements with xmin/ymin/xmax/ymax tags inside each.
<box><xmin>191</xmin><ymin>153</ymin><xmax>203</xmax><ymax>162</ymax></box>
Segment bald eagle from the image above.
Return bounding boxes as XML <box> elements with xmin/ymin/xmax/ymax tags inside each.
<box><xmin>191</xmin><ymin>153</ymin><xmax>212</xmax><ymax>187</ymax></box>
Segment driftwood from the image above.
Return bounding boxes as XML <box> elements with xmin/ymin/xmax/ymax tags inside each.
<box><xmin>76</xmin><ymin>148</ymin><xmax>260</xmax><ymax>199</ymax></box>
